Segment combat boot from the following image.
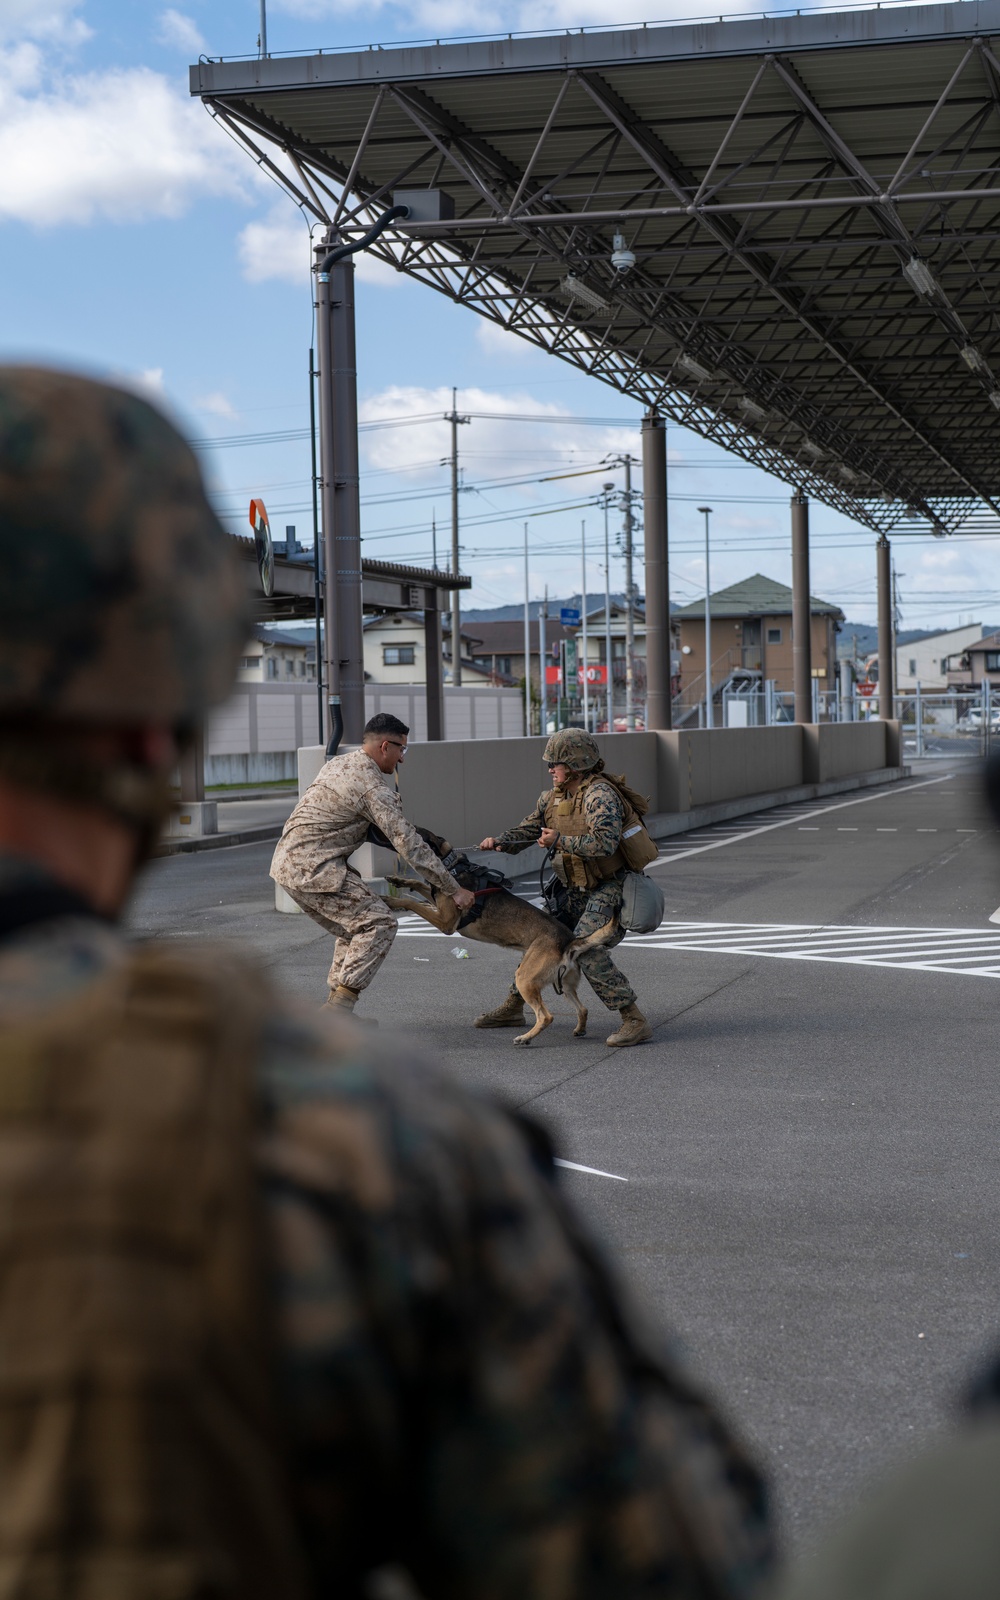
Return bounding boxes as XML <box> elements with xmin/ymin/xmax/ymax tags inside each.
<box><xmin>474</xmin><ymin>991</ymin><xmax>527</xmax><ymax>1029</ymax></box>
<box><xmin>322</xmin><ymin>985</ymin><xmax>378</xmax><ymax>1026</ymax></box>
<box><xmin>605</xmin><ymin>1003</ymin><xmax>652</xmax><ymax>1047</ymax></box>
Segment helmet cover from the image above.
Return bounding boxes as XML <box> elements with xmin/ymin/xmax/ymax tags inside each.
<box><xmin>0</xmin><ymin>366</ymin><xmax>248</xmax><ymax>726</ymax></box>
<box><xmin>542</xmin><ymin>728</ymin><xmax>602</xmax><ymax>772</ymax></box>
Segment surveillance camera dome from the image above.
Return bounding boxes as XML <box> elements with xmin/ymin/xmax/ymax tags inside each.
<box><xmin>610</xmin><ymin>232</ymin><xmax>636</xmax><ymax>272</ymax></box>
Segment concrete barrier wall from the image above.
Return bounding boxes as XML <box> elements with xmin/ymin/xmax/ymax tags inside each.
<box><xmin>802</xmin><ymin>720</ymin><xmax>889</xmax><ymax>784</ymax></box>
<box><xmin>655</xmin><ymin>726</ymin><xmax>804</xmax><ymax>813</ymax></box>
<box><xmin>292</xmin><ymin>723</ymin><xmax>900</xmax><ymax>879</ymax></box>
<box><xmin>395</xmin><ymin>732</ymin><xmax>658</xmax><ymax>848</ymax></box>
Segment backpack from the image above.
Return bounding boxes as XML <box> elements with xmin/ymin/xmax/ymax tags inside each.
<box><xmin>0</xmin><ymin>944</ymin><xmax>309</xmax><ymax>1600</ymax></box>
<box><xmin>598</xmin><ymin>771</ymin><xmax>659</xmax><ymax>872</ymax></box>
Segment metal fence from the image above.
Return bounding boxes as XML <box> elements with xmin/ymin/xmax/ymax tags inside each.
<box><xmin>715</xmin><ymin>680</ymin><xmax>997</xmax><ymax>758</ymax></box>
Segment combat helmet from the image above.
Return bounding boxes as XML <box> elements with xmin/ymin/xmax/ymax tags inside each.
<box><xmin>0</xmin><ymin>366</ymin><xmax>249</xmax><ymax>824</ymax></box>
<box><xmin>542</xmin><ymin>729</ymin><xmax>602</xmax><ymax>773</ymax></box>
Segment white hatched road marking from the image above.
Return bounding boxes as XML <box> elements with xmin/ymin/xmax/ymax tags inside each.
<box><xmin>626</xmin><ymin>920</ymin><xmax>1000</xmax><ymax>977</ymax></box>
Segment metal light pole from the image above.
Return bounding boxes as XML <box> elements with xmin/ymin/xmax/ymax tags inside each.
<box><xmin>539</xmin><ymin>587</ymin><xmax>548</xmax><ymax>736</ymax></box>
<box><xmin>603</xmin><ymin>482</ymin><xmax>614</xmax><ymax>730</ymax></box>
<box><xmin>446</xmin><ymin>388</ymin><xmax>470</xmax><ymax>685</ymax></box>
<box><xmin>258</xmin><ymin>0</ymin><xmax>267</xmax><ymax>56</ymax></box>
<box><xmin>523</xmin><ymin>523</ymin><xmax>532</xmax><ymax>736</ymax></box>
<box><xmin>698</xmin><ymin>506</ymin><xmax>713</xmax><ymax>729</ymax></box>
<box><xmin>791</xmin><ymin>492</ymin><xmax>812</xmax><ymax>724</ymax></box>
<box><xmin>581</xmin><ymin>520</ymin><xmax>590</xmax><ymax>733</ymax></box>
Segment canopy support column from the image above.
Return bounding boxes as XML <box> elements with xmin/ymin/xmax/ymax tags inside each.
<box><xmin>877</xmin><ymin>535</ymin><xmax>893</xmax><ymax>720</ymax></box>
<box><xmin>643</xmin><ymin>412</ymin><xmax>671</xmax><ymax>730</ymax></box>
<box><xmin>316</xmin><ymin>229</ymin><xmax>365</xmax><ymax>750</ymax></box>
<box><xmin>791</xmin><ymin>492</ymin><xmax>812</xmax><ymax>724</ymax></box>
<box><xmin>424</xmin><ymin>606</ymin><xmax>444</xmax><ymax>741</ymax></box>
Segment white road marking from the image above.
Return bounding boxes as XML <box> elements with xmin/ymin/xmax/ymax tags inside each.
<box><xmin>649</xmin><ymin>773</ymin><xmax>953</xmax><ymax>866</ymax></box>
<box><xmin>626</xmin><ymin>918</ymin><xmax>1000</xmax><ymax>977</ymax></box>
<box><xmin>555</xmin><ymin>1158</ymin><xmax>628</xmax><ymax>1182</ymax></box>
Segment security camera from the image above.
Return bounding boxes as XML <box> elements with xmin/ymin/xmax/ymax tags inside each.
<box><xmin>610</xmin><ymin>232</ymin><xmax>636</xmax><ymax>272</ymax></box>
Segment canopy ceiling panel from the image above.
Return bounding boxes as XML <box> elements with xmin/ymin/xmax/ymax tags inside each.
<box><xmin>192</xmin><ymin>1</ymin><xmax>1000</xmax><ymax>535</ymax></box>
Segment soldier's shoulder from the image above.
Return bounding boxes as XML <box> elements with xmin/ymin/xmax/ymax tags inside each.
<box><xmin>587</xmin><ymin>775</ymin><xmax>627</xmax><ymax>809</ymax></box>
<box><xmin>255</xmin><ymin>1000</ymin><xmax>543</xmax><ymax>1217</ymax></box>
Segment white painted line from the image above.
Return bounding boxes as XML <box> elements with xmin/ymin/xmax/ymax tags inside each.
<box><xmin>917</xmin><ymin>828</ymin><xmax>938</xmax><ymax>833</ymax></box>
<box><xmin>649</xmin><ymin>773</ymin><xmax>953</xmax><ymax>866</ymax></box>
<box><xmin>990</xmin><ymin>905</ymin><xmax>1000</xmax><ymax>926</ymax></box>
<box><xmin>627</xmin><ymin>917</ymin><xmax>1000</xmax><ymax>978</ymax></box>
<box><xmin>877</xmin><ymin>828</ymin><xmax>898</xmax><ymax>832</ymax></box>
<box><xmin>554</xmin><ymin>1158</ymin><xmax>628</xmax><ymax>1182</ymax></box>
<box><xmin>837</xmin><ymin>827</ymin><xmax>858</xmax><ymax>831</ymax></box>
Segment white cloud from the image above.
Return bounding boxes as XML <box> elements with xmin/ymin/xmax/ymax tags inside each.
<box><xmin>0</xmin><ymin>46</ymin><xmax>251</xmax><ymax>228</ymax></box>
<box><xmin>194</xmin><ymin>390</ymin><xmax>237</xmax><ymax>418</ymax></box>
<box><xmin>238</xmin><ymin>209</ymin><xmax>310</xmax><ymax>284</ymax></box>
<box><xmin>274</xmin><ymin>0</ymin><xmax>756</xmax><ymax>38</ymax></box>
<box><xmin>0</xmin><ymin>0</ymin><xmax>89</xmax><ymax>44</ymax></box>
<box><xmin>237</xmin><ymin>207</ymin><xmax>403</xmax><ymax>286</ymax></box>
<box><xmin>156</xmin><ymin>9</ymin><xmax>206</xmax><ymax>53</ymax></box>
<box><xmin>359</xmin><ymin>383</ymin><xmax>637</xmax><ymax>485</ymax></box>
<box><xmin>475</xmin><ymin>320</ymin><xmax>532</xmax><ymax>360</ymax></box>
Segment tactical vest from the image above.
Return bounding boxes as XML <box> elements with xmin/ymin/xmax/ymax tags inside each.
<box><xmin>545</xmin><ymin>776</ymin><xmax>628</xmax><ymax>890</ymax></box>
<box><xmin>0</xmin><ymin>942</ymin><xmax>309</xmax><ymax>1600</ymax></box>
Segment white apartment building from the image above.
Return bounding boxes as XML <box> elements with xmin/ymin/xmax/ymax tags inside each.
<box><xmin>896</xmin><ymin>623</ymin><xmax>984</xmax><ymax>689</ymax></box>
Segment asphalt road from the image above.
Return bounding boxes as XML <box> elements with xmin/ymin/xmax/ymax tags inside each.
<box><xmin>128</xmin><ymin>758</ymin><xmax>1000</xmax><ymax>1551</ymax></box>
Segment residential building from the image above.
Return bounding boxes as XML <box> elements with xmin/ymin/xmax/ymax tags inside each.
<box><xmin>468</xmin><ymin>617</ymin><xmax>578</xmax><ymax>688</ymax></box>
<box><xmin>672</xmin><ymin>573</ymin><xmax>843</xmax><ymax>696</ymax></box>
<box><xmin>948</xmin><ymin>629</ymin><xmax>1000</xmax><ymax>687</ymax></box>
<box><xmin>238</xmin><ymin>626</ymin><xmax>315</xmax><ymax>683</ymax></box>
<box><xmin>363</xmin><ymin>613</ymin><xmax>492</xmax><ymax>685</ymax></box>
<box><xmin>896</xmin><ymin>623</ymin><xmax>984</xmax><ymax>689</ymax></box>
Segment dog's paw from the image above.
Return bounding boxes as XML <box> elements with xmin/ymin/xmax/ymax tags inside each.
<box><xmin>513</xmin><ymin>1032</ymin><xmax>533</xmax><ymax>1046</ymax></box>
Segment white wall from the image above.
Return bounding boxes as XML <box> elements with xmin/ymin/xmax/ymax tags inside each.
<box><xmin>897</xmin><ymin>624</ymin><xmax>983</xmax><ymax>689</ymax></box>
<box><xmin>203</xmin><ymin>682</ymin><xmax>523</xmax><ymax>784</ymax></box>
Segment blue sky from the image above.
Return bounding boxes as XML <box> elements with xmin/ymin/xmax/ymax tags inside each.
<box><xmin>0</xmin><ymin>0</ymin><xmax>995</xmax><ymax>630</ymax></box>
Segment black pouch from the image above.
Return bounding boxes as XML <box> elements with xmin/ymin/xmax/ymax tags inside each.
<box><xmin>365</xmin><ymin>823</ymin><xmax>395</xmax><ymax>849</ymax></box>
<box><xmin>542</xmin><ymin>872</ymin><xmax>577</xmax><ymax>931</ymax></box>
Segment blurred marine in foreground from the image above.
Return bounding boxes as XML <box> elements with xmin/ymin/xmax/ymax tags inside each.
<box><xmin>0</xmin><ymin>366</ymin><xmax>772</xmax><ymax>1599</ymax></box>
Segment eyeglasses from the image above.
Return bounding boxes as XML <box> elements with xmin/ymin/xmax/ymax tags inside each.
<box><xmin>384</xmin><ymin>738</ymin><xmax>408</xmax><ymax>752</ymax></box>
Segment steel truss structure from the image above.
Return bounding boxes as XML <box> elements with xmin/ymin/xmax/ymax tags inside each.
<box><xmin>193</xmin><ymin>0</ymin><xmax>1000</xmax><ymax>537</ymax></box>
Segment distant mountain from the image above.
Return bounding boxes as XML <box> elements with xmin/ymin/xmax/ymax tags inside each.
<box><xmin>463</xmin><ymin>594</ymin><xmax>628</xmax><ymax>621</ymax></box>
<box><xmin>837</xmin><ymin>621</ymin><xmax>994</xmax><ymax>659</ymax></box>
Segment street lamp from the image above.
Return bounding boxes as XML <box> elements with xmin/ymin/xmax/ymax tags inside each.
<box><xmin>698</xmin><ymin>506</ymin><xmax>713</xmax><ymax>729</ymax></box>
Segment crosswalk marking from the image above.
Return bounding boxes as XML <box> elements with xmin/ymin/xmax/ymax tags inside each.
<box><xmin>625</xmin><ymin>919</ymin><xmax>1000</xmax><ymax>977</ymax></box>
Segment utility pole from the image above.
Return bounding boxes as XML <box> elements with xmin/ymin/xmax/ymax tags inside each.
<box><xmin>623</xmin><ymin>457</ymin><xmax>636</xmax><ymax>730</ymax></box>
<box><xmin>581</xmin><ymin>521</ymin><xmax>589</xmax><ymax>733</ymax></box>
<box><xmin>603</xmin><ymin>482</ymin><xmax>614</xmax><ymax>730</ymax></box>
<box><xmin>523</xmin><ymin>523</ymin><xmax>532</xmax><ymax>737</ymax></box>
<box><xmin>539</xmin><ymin>587</ymin><xmax>548</xmax><ymax>736</ymax></box>
<box><xmin>258</xmin><ymin>0</ymin><xmax>267</xmax><ymax>56</ymax></box>
<box><xmin>445</xmin><ymin>387</ymin><xmax>470</xmax><ymax>685</ymax></box>
<box><xmin>431</xmin><ymin>510</ymin><xmax>437</xmax><ymax>572</ymax></box>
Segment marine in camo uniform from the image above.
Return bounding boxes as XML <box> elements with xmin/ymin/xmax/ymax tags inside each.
<box><xmin>477</xmin><ymin>728</ymin><xmax>653</xmax><ymax>1047</ymax></box>
<box><xmin>0</xmin><ymin>366</ymin><xmax>774</xmax><ymax>1599</ymax></box>
<box><xmin>270</xmin><ymin>723</ymin><xmax>472</xmax><ymax>1013</ymax></box>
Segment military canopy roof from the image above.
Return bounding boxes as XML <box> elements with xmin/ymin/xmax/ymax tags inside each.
<box><xmin>673</xmin><ymin>572</ymin><xmax>844</xmax><ymax>618</ymax></box>
<box><xmin>192</xmin><ymin>0</ymin><xmax>1000</xmax><ymax>538</ymax></box>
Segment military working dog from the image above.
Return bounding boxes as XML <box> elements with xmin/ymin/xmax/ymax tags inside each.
<box><xmin>383</xmin><ymin>829</ymin><xmax>617</xmax><ymax>1044</ymax></box>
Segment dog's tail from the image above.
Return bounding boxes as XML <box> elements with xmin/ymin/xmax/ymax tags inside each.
<box><xmin>554</xmin><ymin>917</ymin><xmax>618</xmax><ymax>993</ymax></box>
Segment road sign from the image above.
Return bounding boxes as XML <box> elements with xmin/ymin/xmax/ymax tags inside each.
<box><xmin>560</xmin><ymin>607</ymin><xmax>580</xmax><ymax>625</ymax></box>
<box><xmin>857</xmin><ymin>680</ymin><xmax>876</xmax><ymax>697</ymax></box>
<box><xmin>249</xmin><ymin>497</ymin><xmax>274</xmax><ymax>597</ymax></box>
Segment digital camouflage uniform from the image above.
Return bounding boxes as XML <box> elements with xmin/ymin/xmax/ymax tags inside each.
<box><xmin>496</xmin><ymin>779</ymin><xmax>637</xmax><ymax>1011</ymax></box>
<box><xmin>0</xmin><ymin>367</ymin><xmax>772</xmax><ymax>1598</ymax></box>
<box><xmin>0</xmin><ymin>852</ymin><xmax>773</xmax><ymax>1600</ymax></box>
<box><xmin>270</xmin><ymin>748</ymin><xmax>461</xmax><ymax>993</ymax></box>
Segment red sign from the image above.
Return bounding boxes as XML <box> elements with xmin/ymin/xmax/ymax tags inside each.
<box><xmin>545</xmin><ymin>665</ymin><xmax>562</xmax><ymax>685</ymax></box>
<box><xmin>857</xmin><ymin>681</ymin><xmax>877</xmax><ymax>697</ymax></box>
<box><xmin>577</xmin><ymin>664</ymin><xmax>608</xmax><ymax>685</ymax></box>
